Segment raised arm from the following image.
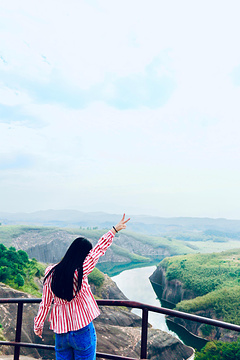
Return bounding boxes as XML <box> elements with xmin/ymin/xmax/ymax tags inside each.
<box><xmin>83</xmin><ymin>214</ymin><xmax>130</xmax><ymax>277</ymax></box>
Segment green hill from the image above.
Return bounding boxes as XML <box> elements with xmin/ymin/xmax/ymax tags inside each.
<box><xmin>0</xmin><ymin>225</ymin><xmax>195</xmax><ymax>273</ymax></box>
<box><xmin>195</xmin><ymin>340</ymin><xmax>240</xmax><ymax>360</ymax></box>
<box><xmin>0</xmin><ymin>243</ymin><xmax>45</xmax><ymax>296</ymax></box>
<box><xmin>0</xmin><ymin>241</ymin><xmax>108</xmax><ymax>297</ymax></box>
<box><xmin>161</xmin><ymin>249</ymin><xmax>240</xmax><ymax>324</ymax></box>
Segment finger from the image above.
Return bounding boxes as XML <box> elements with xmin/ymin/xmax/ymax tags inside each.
<box><xmin>122</xmin><ymin>213</ymin><xmax>125</xmax><ymax>221</ymax></box>
<box><xmin>123</xmin><ymin>217</ymin><xmax>130</xmax><ymax>224</ymax></box>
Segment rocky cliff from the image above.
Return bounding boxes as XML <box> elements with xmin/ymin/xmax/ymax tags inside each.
<box><xmin>0</xmin><ymin>273</ymin><xmax>193</xmax><ymax>360</ymax></box>
<box><xmin>22</xmin><ymin>232</ymin><xmax>169</xmax><ymax>265</ymax></box>
<box><xmin>25</xmin><ymin>236</ymin><xmax>127</xmax><ymax>265</ymax></box>
<box><xmin>150</xmin><ymin>266</ymin><xmax>195</xmax><ymax>306</ymax></box>
<box><xmin>149</xmin><ymin>265</ymin><xmax>237</xmax><ymax>343</ymax></box>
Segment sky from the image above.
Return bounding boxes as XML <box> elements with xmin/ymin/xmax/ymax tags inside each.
<box><xmin>1</xmin><ymin>0</ymin><xmax>240</xmax><ymax>219</ymax></box>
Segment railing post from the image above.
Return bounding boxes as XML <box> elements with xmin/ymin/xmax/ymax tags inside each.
<box><xmin>14</xmin><ymin>301</ymin><xmax>23</xmax><ymax>360</ymax></box>
<box><xmin>140</xmin><ymin>307</ymin><xmax>148</xmax><ymax>359</ymax></box>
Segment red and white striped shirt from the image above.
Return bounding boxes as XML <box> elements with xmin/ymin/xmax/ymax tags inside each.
<box><xmin>34</xmin><ymin>230</ymin><xmax>114</xmax><ymax>334</ymax></box>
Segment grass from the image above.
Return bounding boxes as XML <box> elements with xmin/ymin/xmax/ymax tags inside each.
<box><xmin>88</xmin><ymin>267</ymin><xmax>105</xmax><ymax>287</ymax></box>
<box><xmin>0</xmin><ymin>225</ymin><xmax>58</xmax><ymax>247</ymax></box>
<box><xmin>124</xmin><ymin>231</ymin><xmax>196</xmax><ymax>255</ymax></box>
<box><xmin>160</xmin><ymin>248</ymin><xmax>240</xmax><ymax>324</ymax></box>
<box><xmin>176</xmin><ymin>285</ymin><xmax>240</xmax><ymax>324</ymax></box>
<box><xmin>111</xmin><ymin>243</ymin><xmax>150</xmax><ymax>262</ymax></box>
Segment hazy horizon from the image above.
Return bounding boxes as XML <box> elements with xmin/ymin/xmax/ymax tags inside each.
<box><xmin>1</xmin><ymin>1</ymin><xmax>240</xmax><ymax>219</ymax></box>
<box><xmin>1</xmin><ymin>208</ymin><xmax>240</xmax><ymax>222</ymax></box>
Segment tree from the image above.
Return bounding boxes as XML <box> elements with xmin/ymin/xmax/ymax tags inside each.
<box><xmin>0</xmin><ymin>266</ymin><xmax>10</xmax><ymax>282</ymax></box>
<box><xmin>0</xmin><ymin>244</ymin><xmax>6</xmax><ymax>253</ymax></box>
<box><xmin>195</xmin><ymin>341</ymin><xmax>240</xmax><ymax>359</ymax></box>
<box><xmin>17</xmin><ymin>250</ymin><xmax>29</xmax><ymax>263</ymax></box>
<box><xmin>14</xmin><ymin>274</ymin><xmax>24</xmax><ymax>287</ymax></box>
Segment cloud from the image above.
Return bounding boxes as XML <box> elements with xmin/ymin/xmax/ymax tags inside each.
<box><xmin>231</xmin><ymin>65</ymin><xmax>240</xmax><ymax>86</ymax></box>
<box><xmin>1</xmin><ymin>0</ymin><xmax>240</xmax><ymax>217</ymax></box>
<box><xmin>0</xmin><ymin>0</ymin><xmax>175</xmax><ymax>90</ymax></box>
<box><xmin>0</xmin><ymin>153</ymin><xmax>34</xmax><ymax>170</ymax></box>
<box><xmin>103</xmin><ymin>57</ymin><xmax>175</xmax><ymax>109</ymax></box>
<box><xmin>0</xmin><ymin>85</ymin><xmax>32</xmax><ymax>107</ymax></box>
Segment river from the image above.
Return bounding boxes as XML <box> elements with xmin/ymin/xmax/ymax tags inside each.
<box><xmin>111</xmin><ymin>265</ymin><xmax>195</xmax><ymax>359</ymax></box>
<box><xmin>112</xmin><ymin>266</ymin><xmax>173</xmax><ymax>333</ymax></box>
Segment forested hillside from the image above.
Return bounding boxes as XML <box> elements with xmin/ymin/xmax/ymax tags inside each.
<box><xmin>160</xmin><ymin>249</ymin><xmax>240</xmax><ymax>326</ymax></box>
<box><xmin>0</xmin><ymin>244</ymin><xmax>45</xmax><ymax>296</ymax></box>
<box><xmin>0</xmin><ymin>225</ymin><xmax>197</xmax><ymax>276</ymax></box>
<box><xmin>195</xmin><ymin>340</ymin><xmax>240</xmax><ymax>359</ymax></box>
<box><xmin>0</xmin><ymin>242</ymin><xmax>106</xmax><ymax>297</ymax></box>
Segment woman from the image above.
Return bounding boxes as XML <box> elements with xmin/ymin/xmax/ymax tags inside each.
<box><xmin>34</xmin><ymin>214</ymin><xmax>130</xmax><ymax>360</ymax></box>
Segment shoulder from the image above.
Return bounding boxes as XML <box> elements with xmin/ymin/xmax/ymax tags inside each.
<box><xmin>45</xmin><ymin>264</ymin><xmax>56</xmax><ymax>276</ymax></box>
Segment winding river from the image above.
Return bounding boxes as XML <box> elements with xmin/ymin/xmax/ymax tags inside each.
<box><xmin>111</xmin><ymin>265</ymin><xmax>196</xmax><ymax>359</ymax></box>
<box><xmin>112</xmin><ymin>266</ymin><xmax>174</xmax><ymax>333</ymax></box>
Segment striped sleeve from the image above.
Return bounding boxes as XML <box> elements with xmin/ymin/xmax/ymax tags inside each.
<box><xmin>34</xmin><ymin>266</ymin><xmax>54</xmax><ymax>332</ymax></box>
<box><xmin>82</xmin><ymin>230</ymin><xmax>114</xmax><ymax>278</ymax></box>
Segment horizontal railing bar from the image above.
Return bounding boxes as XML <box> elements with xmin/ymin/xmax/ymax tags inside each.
<box><xmin>0</xmin><ymin>341</ymin><xmax>138</xmax><ymax>360</ymax></box>
<box><xmin>0</xmin><ymin>298</ymin><xmax>41</xmax><ymax>304</ymax></box>
<box><xmin>0</xmin><ymin>341</ymin><xmax>54</xmax><ymax>350</ymax></box>
<box><xmin>1</xmin><ymin>298</ymin><xmax>240</xmax><ymax>332</ymax></box>
<box><xmin>97</xmin><ymin>299</ymin><xmax>240</xmax><ymax>332</ymax></box>
<box><xmin>1</xmin><ymin>297</ymin><xmax>240</xmax><ymax>360</ymax></box>
<box><xmin>96</xmin><ymin>353</ymin><xmax>138</xmax><ymax>360</ymax></box>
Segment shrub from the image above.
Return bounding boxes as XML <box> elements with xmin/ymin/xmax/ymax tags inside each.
<box><xmin>195</xmin><ymin>340</ymin><xmax>240</xmax><ymax>359</ymax></box>
<box><xmin>0</xmin><ymin>242</ymin><xmax>44</xmax><ymax>295</ymax></box>
<box><xmin>88</xmin><ymin>268</ymin><xmax>105</xmax><ymax>287</ymax></box>
<box><xmin>17</xmin><ymin>250</ymin><xmax>29</xmax><ymax>263</ymax></box>
<box><xmin>14</xmin><ymin>274</ymin><xmax>25</xmax><ymax>287</ymax></box>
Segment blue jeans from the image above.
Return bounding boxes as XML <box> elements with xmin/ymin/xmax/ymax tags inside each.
<box><xmin>55</xmin><ymin>322</ymin><xmax>97</xmax><ymax>360</ymax></box>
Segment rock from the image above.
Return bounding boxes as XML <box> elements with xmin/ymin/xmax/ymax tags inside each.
<box><xmin>90</xmin><ymin>273</ymin><xmax>128</xmax><ymax>301</ymax></box>
<box><xmin>94</xmin><ymin>323</ymin><xmax>140</xmax><ymax>358</ymax></box>
<box><xmin>138</xmin><ymin>328</ymin><xmax>193</xmax><ymax>360</ymax></box>
<box><xmin>116</xmin><ymin>234</ymin><xmax>170</xmax><ymax>258</ymax></box>
<box><xmin>14</xmin><ymin>231</ymin><xmax>170</xmax><ymax>265</ymax></box>
<box><xmin>94</xmin><ymin>323</ymin><xmax>194</xmax><ymax>360</ymax></box>
<box><xmin>150</xmin><ymin>266</ymin><xmax>195</xmax><ymax>305</ymax></box>
<box><xmin>25</xmin><ymin>236</ymin><xmax>128</xmax><ymax>265</ymax></box>
<box><xmin>0</xmin><ymin>283</ymin><xmax>54</xmax><ymax>359</ymax></box>
<box><xmin>96</xmin><ymin>306</ymin><xmax>142</xmax><ymax>328</ymax></box>
<box><xmin>0</xmin><ymin>273</ymin><xmax>194</xmax><ymax>360</ymax></box>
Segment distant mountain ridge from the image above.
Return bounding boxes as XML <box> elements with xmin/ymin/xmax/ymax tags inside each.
<box><xmin>1</xmin><ymin>209</ymin><xmax>240</xmax><ymax>235</ymax></box>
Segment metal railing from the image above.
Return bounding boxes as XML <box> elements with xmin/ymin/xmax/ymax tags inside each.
<box><xmin>1</xmin><ymin>298</ymin><xmax>240</xmax><ymax>360</ymax></box>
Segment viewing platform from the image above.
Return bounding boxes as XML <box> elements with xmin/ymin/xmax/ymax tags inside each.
<box><xmin>1</xmin><ymin>298</ymin><xmax>240</xmax><ymax>360</ymax></box>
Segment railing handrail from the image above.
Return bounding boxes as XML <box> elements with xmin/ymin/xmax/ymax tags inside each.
<box><xmin>97</xmin><ymin>299</ymin><xmax>240</xmax><ymax>332</ymax></box>
<box><xmin>1</xmin><ymin>298</ymin><xmax>240</xmax><ymax>360</ymax></box>
<box><xmin>2</xmin><ymin>297</ymin><xmax>240</xmax><ymax>331</ymax></box>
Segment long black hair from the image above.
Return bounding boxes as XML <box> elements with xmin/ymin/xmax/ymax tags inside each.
<box><xmin>44</xmin><ymin>237</ymin><xmax>93</xmax><ymax>301</ymax></box>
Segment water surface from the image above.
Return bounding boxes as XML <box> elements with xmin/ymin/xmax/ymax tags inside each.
<box><xmin>112</xmin><ymin>265</ymin><xmax>196</xmax><ymax>359</ymax></box>
<box><xmin>112</xmin><ymin>265</ymin><xmax>169</xmax><ymax>332</ymax></box>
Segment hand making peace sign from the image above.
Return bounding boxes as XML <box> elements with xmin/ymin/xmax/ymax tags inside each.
<box><xmin>112</xmin><ymin>213</ymin><xmax>130</xmax><ymax>234</ymax></box>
